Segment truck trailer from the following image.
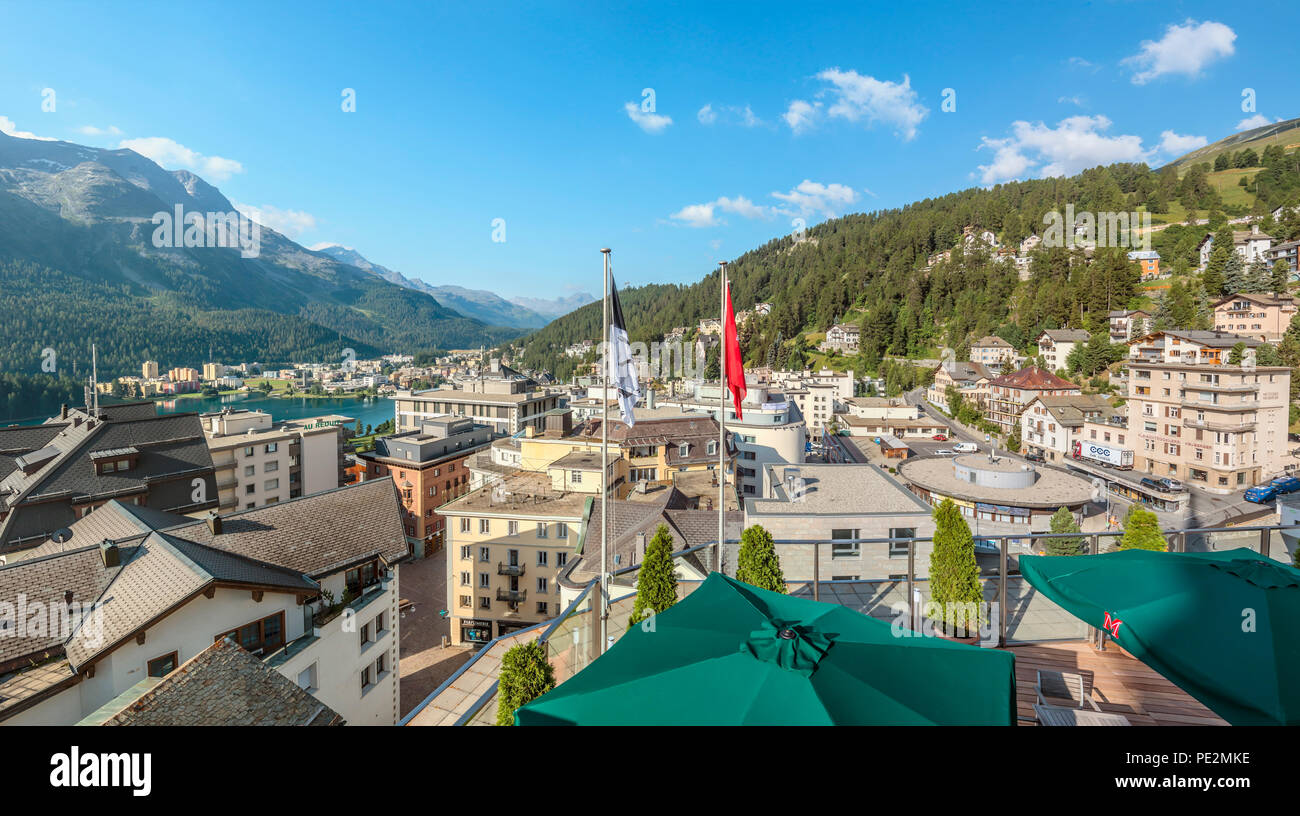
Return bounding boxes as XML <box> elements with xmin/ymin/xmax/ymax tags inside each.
<box><xmin>1071</xmin><ymin>440</ymin><xmax>1135</xmax><ymax>470</ymax></box>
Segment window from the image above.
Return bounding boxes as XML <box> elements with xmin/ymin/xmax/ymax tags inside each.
<box><xmin>375</xmin><ymin>653</ymin><xmax>386</xmax><ymax>676</ymax></box>
<box><xmin>460</xmin><ymin>545</ymin><xmax>471</xmax><ymax>560</ymax></box>
<box><xmin>508</xmin><ymin>520</ymin><xmax>519</xmax><ymax>536</ymax></box>
<box><xmin>556</xmin><ymin>551</ymin><xmax>568</xmax><ymax>567</ymax></box>
<box><xmin>888</xmin><ymin>528</ymin><xmax>916</xmax><ymax>557</ymax></box>
<box><xmin>361</xmin><ymin>664</ymin><xmax>372</xmax><ymax>691</ymax></box>
<box><xmin>243</xmin><ymin>465</ymin><xmax>255</xmax><ymax>477</ymax></box>
<box><xmin>556</xmin><ymin>522</ymin><xmax>568</xmax><ymax>539</ymax></box>
<box><xmin>245</xmin><ymin>484</ymin><xmax>256</xmax><ymax>495</ymax></box>
<box><xmin>537</xmin><ymin>577</ymin><xmax>548</xmax><ymax>593</ymax></box>
<box><xmin>571</xmin><ymin>470</ymin><xmax>582</xmax><ymax>484</ymax></box>
<box><xmin>479</xmin><ymin>572</ymin><xmax>490</xmax><ymax>588</ymax></box>
<box><xmin>243</xmin><ymin>446</ymin><xmax>254</xmax><ymax>456</ymax></box>
<box><xmin>215</xmin><ymin>611</ymin><xmax>285</xmax><ymax>655</ymax></box>
<box><xmin>537</xmin><ymin>550</ymin><xmax>549</xmax><ymax>567</ymax></box>
<box><xmin>147</xmin><ymin>652</ymin><xmax>178</xmax><ymax>678</ymax></box>
<box><xmin>537</xmin><ymin>522</ymin><xmax>549</xmax><ymax>538</ymax></box>
<box><xmin>459</xmin><ymin>594</ymin><xmax>472</xmax><ymax>608</ymax></box>
<box><xmin>707</xmin><ymin>440</ymin><xmax>718</xmax><ymax>455</ymax></box>
<box><xmin>264</xmin><ymin>460</ymin><xmax>279</xmax><ymax>473</ymax></box>
<box><xmin>479</xmin><ymin>596</ymin><xmax>491</xmax><ymax>609</ymax></box>
<box><xmin>479</xmin><ymin>546</ymin><xmax>490</xmax><ymax>562</ymax></box>
<box><xmin>537</xmin><ymin>602</ymin><xmax>549</xmax><ymax>615</ymax></box>
<box><xmin>264</xmin><ymin>479</ymin><xmax>279</xmax><ymax>491</ymax></box>
<box><xmin>264</xmin><ymin>443</ymin><xmax>278</xmax><ymax>454</ymax></box>
<box><xmin>831</xmin><ymin>529</ymin><xmax>860</xmax><ymax>558</ymax></box>
<box><xmin>479</xmin><ymin>518</ymin><xmax>490</xmax><ymax>534</ymax></box>
<box><xmin>460</xmin><ymin>517</ymin><xmax>471</xmax><ymax>533</ymax></box>
<box><xmin>460</xmin><ymin>571</ymin><xmax>470</xmax><ymax>586</ymax></box>
<box><xmin>297</xmin><ymin>662</ymin><xmax>318</xmax><ymax>691</ymax></box>
<box><xmin>360</xmin><ymin>622</ymin><xmax>372</xmax><ymax>646</ymax></box>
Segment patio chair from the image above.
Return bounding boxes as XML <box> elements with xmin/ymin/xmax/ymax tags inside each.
<box><xmin>1032</xmin><ymin>702</ymin><xmax>1131</xmax><ymax>726</ymax></box>
<box><xmin>1035</xmin><ymin>669</ymin><xmax>1100</xmax><ymax>711</ymax></box>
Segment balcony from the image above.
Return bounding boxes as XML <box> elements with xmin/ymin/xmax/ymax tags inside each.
<box><xmin>496</xmin><ymin>588</ymin><xmax>527</xmax><ymax>604</ymax></box>
<box><xmin>1182</xmin><ymin>381</ymin><xmax>1256</xmax><ymax>394</ymax></box>
<box><xmin>1180</xmin><ymin>397</ymin><xmax>1258</xmax><ymax>412</ymax></box>
<box><xmin>498</xmin><ymin>562</ymin><xmax>526</xmax><ymax>577</ymax></box>
<box><xmin>1183</xmin><ymin>417</ymin><xmax>1256</xmax><ymax>434</ymax></box>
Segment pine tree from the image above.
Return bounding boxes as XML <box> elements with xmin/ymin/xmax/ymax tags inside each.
<box><xmin>1119</xmin><ymin>506</ymin><xmax>1167</xmax><ymax>552</ymax></box>
<box><xmin>1228</xmin><ymin>341</ymin><xmax>1247</xmax><ymax>365</ymax></box>
<box><xmin>495</xmin><ymin>641</ymin><xmax>556</xmax><ymax>726</ymax></box>
<box><xmin>1046</xmin><ymin>507</ymin><xmax>1083</xmax><ymax>556</ymax></box>
<box><xmin>1223</xmin><ymin>251</ymin><xmax>1250</xmax><ymax>294</ymax></box>
<box><xmin>1273</xmin><ymin>259</ymin><xmax>1291</xmax><ymax>296</ymax></box>
<box><xmin>630</xmin><ymin>524</ymin><xmax>678</xmax><ymax>625</ymax></box>
<box><xmin>928</xmin><ymin>499</ymin><xmax>985</xmax><ymax>635</ymax></box>
<box><xmin>736</xmin><ymin>524</ymin><xmax>786</xmax><ymax>593</ymax></box>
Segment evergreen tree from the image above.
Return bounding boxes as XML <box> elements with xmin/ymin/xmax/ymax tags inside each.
<box><xmin>928</xmin><ymin>499</ymin><xmax>985</xmax><ymax>635</ymax></box>
<box><xmin>736</xmin><ymin>524</ymin><xmax>786</xmax><ymax>593</ymax></box>
<box><xmin>1228</xmin><ymin>341</ymin><xmax>1247</xmax><ymax>366</ymax></box>
<box><xmin>1223</xmin><ymin>251</ymin><xmax>1250</xmax><ymax>294</ymax></box>
<box><xmin>630</xmin><ymin>524</ymin><xmax>679</xmax><ymax>625</ymax></box>
<box><xmin>1272</xmin><ymin>259</ymin><xmax>1291</xmax><ymax>296</ymax></box>
<box><xmin>1119</xmin><ymin>506</ymin><xmax>1167</xmax><ymax>552</ymax></box>
<box><xmin>1046</xmin><ymin>507</ymin><xmax>1084</xmax><ymax>556</ymax></box>
<box><xmin>495</xmin><ymin>641</ymin><xmax>555</xmax><ymax>726</ymax></box>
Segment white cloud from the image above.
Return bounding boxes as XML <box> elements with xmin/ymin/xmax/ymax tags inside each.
<box><xmin>735</xmin><ymin>105</ymin><xmax>761</xmax><ymax>127</ymax></box>
<box><xmin>783</xmin><ymin>100</ymin><xmax>819</xmax><ymax>134</ymax></box>
<box><xmin>233</xmin><ymin>201</ymin><xmax>317</xmax><ymax>238</ymax></box>
<box><xmin>1123</xmin><ymin>20</ymin><xmax>1236</xmax><ymax>84</ymax></box>
<box><xmin>697</xmin><ymin>103</ymin><xmax>760</xmax><ymax>128</ymax></box>
<box><xmin>623</xmin><ymin>101</ymin><xmax>672</xmax><ymax>133</ymax></box>
<box><xmin>119</xmin><ymin>136</ymin><xmax>244</xmax><ymax>181</ymax></box>
<box><xmin>76</xmin><ymin>125</ymin><xmax>122</xmax><ymax>136</ymax></box>
<box><xmin>697</xmin><ymin>104</ymin><xmax>717</xmax><ymax>125</ymax></box>
<box><xmin>1067</xmin><ymin>57</ymin><xmax>1097</xmax><ymax>71</ymax></box>
<box><xmin>669</xmin><ymin>195</ymin><xmax>768</xmax><ymax>228</ymax></box>
<box><xmin>0</xmin><ymin>115</ymin><xmax>55</xmax><ymax>141</ymax></box>
<box><xmin>308</xmin><ymin>241</ymin><xmax>351</xmax><ymax>251</ymax></box>
<box><xmin>813</xmin><ymin>69</ymin><xmax>929</xmax><ymax>140</ymax></box>
<box><xmin>770</xmin><ymin>180</ymin><xmax>858</xmax><ymax>218</ymax></box>
<box><xmin>1058</xmin><ymin>96</ymin><xmax>1085</xmax><ymax>107</ymax></box>
<box><xmin>1157</xmin><ymin>130</ymin><xmax>1207</xmax><ymax>154</ymax></box>
<box><xmin>976</xmin><ymin>115</ymin><xmax>1148</xmax><ymax>185</ymax></box>
<box><xmin>1236</xmin><ymin>114</ymin><xmax>1280</xmax><ymax>131</ymax></box>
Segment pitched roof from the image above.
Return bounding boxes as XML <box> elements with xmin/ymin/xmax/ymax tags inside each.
<box><xmin>167</xmin><ymin>479</ymin><xmax>409</xmax><ymax>577</ymax></box>
<box><xmin>91</xmin><ymin>638</ymin><xmax>342</xmax><ymax>726</ymax></box>
<box><xmin>935</xmin><ymin>361</ymin><xmax>992</xmax><ymax>383</ymax></box>
<box><xmin>972</xmin><ymin>335</ymin><xmax>1013</xmax><ymax>348</ymax></box>
<box><xmin>12</xmin><ymin>499</ymin><xmax>191</xmax><ymax>562</ymax></box>
<box><xmin>1024</xmin><ymin>394</ymin><xmax>1118</xmax><ymax>427</ymax></box>
<box><xmin>0</xmin><ymin>546</ymin><xmax>117</xmax><ymax>671</ymax></box>
<box><xmin>1212</xmin><ymin>292</ymin><xmax>1296</xmax><ymax>308</ymax></box>
<box><xmin>1039</xmin><ymin>329</ymin><xmax>1090</xmax><ymax>343</ymax></box>
<box><xmin>987</xmin><ymin>366</ymin><xmax>1079</xmax><ymax>391</ymax></box>
<box><xmin>64</xmin><ymin>531</ymin><xmax>318</xmax><ymax>668</ymax></box>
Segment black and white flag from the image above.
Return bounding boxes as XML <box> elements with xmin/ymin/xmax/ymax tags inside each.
<box><xmin>607</xmin><ymin>275</ymin><xmax>639</xmax><ymax>426</ymax></box>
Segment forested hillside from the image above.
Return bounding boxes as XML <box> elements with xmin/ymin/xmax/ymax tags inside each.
<box><xmin>514</xmin><ymin>138</ymin><xmax>1300</xmax><ymax>381</ymax></box>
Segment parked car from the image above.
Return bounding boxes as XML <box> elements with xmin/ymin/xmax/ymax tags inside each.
<box><xmin>931</xmin><ymin>434</ymin><xmax>948</xmax><ymax>441</ymax></box>
<box><xmin>973</xmin><ymin>538</ymin><xmax>999</xmax><ymax>554</ymax></box>
<box><xmin>1023</xmin><ymin>451</ymin><xmax>1045</xmax><ymax>463</ymax></box>
<box><xmin>1140</xmin><ymin>477</ymin><xmax>1164</xmax><ymax>491</ymax></box>
<box><xmin>1245</xmin><ymin>485</ymin><xmax>1279</xmax><ymax>504</ymax></box>
<box><xmin>1270</xmin><ymin>475</ymin><xmax>1300</xmax><ymax>495</ymax></box>
<box><xmin>1158</xmin><ymin>478</ymin><xmax>1183</xmax><ymax>492</ymax></box>
<box><xmin>952</xmin><ymin>441</ymin><xmax>978</xmax><ymax>453</ymax></box>
<box><xmin>935</xmin><ymin>449</ymin><xmax>956</xmax><ymax>457</ymax></box>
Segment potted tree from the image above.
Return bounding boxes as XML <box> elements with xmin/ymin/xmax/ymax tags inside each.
<box><xmin>495</xmin><ymin>641</ymin><xmax>556</xmax><ymax>726</ymax></box>
<box><xmin>736</xmin><ymin>524</ymin><xmax>786</xmax><ymax>593</ymax></box>
<box><xmin>630</xmin><ymin>524</ymin><xmax>678</xmax><ymax>626</ymax></box>
<box><xmin>928</xmin><ymin>499</ymin><xmax>985</xmax><ymax>643</ymax></box>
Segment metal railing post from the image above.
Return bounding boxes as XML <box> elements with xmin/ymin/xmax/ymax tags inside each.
<box><xmin>998</xmin><ymin>536</ymin><xmax>1008</xmax><ymax>647</ymax></box>
<box><xmin>907</xmin><ymin>539</ymin><xmax>915</xmax><ymax>634</ymax></box>
<box><xmin>1260</xmin><ymin>527</ymin><xmax>1270</xmax><ymax>559</ymax></box>
<box><xmin>812</xmin><ymin>541</ymin><xmax>820</xmax><ymax>602</ymax></box>
<box><xmin>1088</xmin><ymin>534</ymin><xmax>1102</xmax><ymax>649</ymax></box>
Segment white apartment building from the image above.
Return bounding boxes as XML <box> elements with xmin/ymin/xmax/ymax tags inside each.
<box><xmin>202</xmin><ymin>409</ymin><xmax>342</xmax><ymax>512</ymax></box>
<box><xmin>1198</xmin><ymin>224</ymin><xmax>1274</xmax><ymax>269</ymax></box>
<box><xmin>0</xmin><ymin>480</ymin><xmax>407</xmax><ymax>726</ymax></box>
<box><xmin>1036</xmin><ymin>329</ymin><xmax>1090</xmax><ymax>372</ymax></box>
<box><xmin>1019</xmin><ymin>394</ymin><xmax>1122</xmax><ymax>462</ymax></box>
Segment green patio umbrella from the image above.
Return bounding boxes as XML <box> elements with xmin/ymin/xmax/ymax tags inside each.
<box><xmin>515</xmin><ymin>572</ymin><xmax>1016</xmax><ymax>725</ymax></box>
<box><xmin>1020</xmin><ymin>547</ymin><xmax>1300</xmax><ymax>726</ymax></box>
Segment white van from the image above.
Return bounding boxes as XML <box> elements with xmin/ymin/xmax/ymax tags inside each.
<box><xmin>952</xmin><ymin>441</ymin><xmax>978</xmax><ymax>453</ymax></box>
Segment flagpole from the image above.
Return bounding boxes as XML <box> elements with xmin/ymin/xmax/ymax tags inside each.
<box><xmin>718</xmin><ymin>261</ymin><xmax>728</xmax><ymax>576</ymax></box>
<box><xmin>600</xmin><ymin>248</ymin><xmax>611</xmax><ymax>655</ymax></box>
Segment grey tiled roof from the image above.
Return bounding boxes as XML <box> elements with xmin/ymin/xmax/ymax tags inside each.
<box><xmin>0</xmin><ymin>546</ymin><xmax>118</xmax><ymax>670</ymax></box>
<box><xmin>168</xmin><ymin>479</ymin><xmax>409</xmax><ymax>577</ymax></box>
<box><xmin>13</xmin><ymin>500</ymin><xmax>191</xmax><ymax>562</ymax></box>
<box><xmin>95</xmin><ymin>638</ymin><xmax>343</xmax><ymax>726</ymax></box>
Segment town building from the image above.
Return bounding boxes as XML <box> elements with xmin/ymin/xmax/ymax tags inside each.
<box><xmin>168</xmin><ymin>367</ymin><xmax>201</xmax><ymax>384</ymax></box>
<box><xmin>927</xmin><ymin>360</ymin><xmax>993</xmax><ymax>413</ymax></box>
<box><xmin>1036</xmin><ymin>329</ymin><xmax>1091</xmax><ymax>372</ymax></box>
<box><xmin>1123</xmin><ymin>360</ymin><xmax>1290</xmax><ymax>492</ymax></box>
<box><xmin>1212</xmin><ymin>293</ymin><xmax>1298</xmax><ymax>343</ymax></box>
<box><xmin>1108</xmin><ymin>309</ymin><xmax>1151</xmax><ymax>343</ymax></box>
<box><xmin>745</xmin><ymin>463</ymin><xmax>935</xmax><ymax>581</ymax></box>
<box><xmin>840</xmin><ymin>396</ymin><xmax>918</xmax><ymax>421</ymax></box>
<box><xmin>393</xmin><ymin>381</ymin><xmax>561</xmax><ymax>436</ymax></box>
<box><xmin>969</xmin><ymin>336</ymin><xmax>1015</xmax><ymax>370</ymax></box>
<box><xmin>142</xmin><ymin>360</ymin><xmax>159</xmax><ymax>380</ymax></box>
<box><xmin>1127</xmin><ymin>250</ymin><xmax>1161</xmax><ymax>279</ymax></box>
<box><xmin>821</xmin><ymin>322</ymin><xmax>861</xmax><ymax>354</ymax></box>
<box><xmin>1198</xmin><ymin>225</ymin><xmax>1274</xmax><ymax>269</ymax></box>
<box><xmin>0</xmin><ymin>479</ymin><xmax>408</xmax><ymax>726</ymax></box>
<box><xmin>1127</xmin><ymin>330</ymin><xmax>1263</xmax><ymax>366</ymax></box>
<box><xmin>897</xmin><ymin>453</ymin><xmax>1095</xmax><ymax>543</ymax></box>
<box><xmin>355</xmin><ymin>416</ymin><xmax>493</xmax><ymax>556</ymax></box>
<box><xmin>439</xmin><ymin>469</ymin><xmax>590</xmax><ymax>645</ymax></box>
<box><xmin>1019</xmin><ymin>394</ymin><xmax>1122</xmax><ymax>462</ymax></box>
<box><xmin>0</xmin><ymin>402</ymin><xmax>218</xmax><ymax>553</ymax></box>
<box><xmin>984</xmin><ymin>367</ymin><xmax>1081</xmax><ymax>436</ymax></box>
<box><xmin>1267</xmin><ymin>240</ymin><xmax>1299</xmax><ymax>277</ymax></box>
<box><xmin>201</xmin><ymin>409</ymin><xmax>343</xmax><ymax>514</ymax></box>
<box><xmin>202</xmin><ymin>362</ymin><xmax>227</xmax><ymax>381</ymax></box>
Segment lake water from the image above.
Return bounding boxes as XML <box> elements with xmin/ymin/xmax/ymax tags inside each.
<box><xmin>12</xmin><ymin>392</ymin><xmax>396</xmax><ymax>431</ymax></box>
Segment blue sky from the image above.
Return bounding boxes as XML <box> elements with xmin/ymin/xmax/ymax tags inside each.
<box><xmin>1</xmin><ymin>1</ymin><xmax>1296</xmax><ymax>300</ymax></box>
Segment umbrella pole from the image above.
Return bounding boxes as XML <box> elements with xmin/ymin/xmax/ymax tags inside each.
<box><xmin>600</xmin><ymin>248</ymin><xmax>610</xmax><ymax>655</ymax></box>
<box><xmin>718</xmin><ymin>261</ymin><xmax>727</xmax><ymax>576</ymax></box>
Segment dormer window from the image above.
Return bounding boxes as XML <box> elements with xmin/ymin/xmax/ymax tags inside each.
<box><xmin>679</xmin><ymin>443</ymin><xmax>689</xmax><ymax>457</ymax></box>
<box><xmin>707</xmin><ymin>440</ymin><xmax>718</xmax><ymax>455</ymax></box>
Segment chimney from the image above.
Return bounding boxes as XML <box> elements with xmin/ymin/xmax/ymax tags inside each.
<box><xmin>100</xmin><ymin>539</ymin><xmax>120</xmax><ymax>568</ymax></box>
<box><xmin>64</xmin><ymin>589</ymin><xmax>74</xmax><ymax>606</ymax></box>
<box><xmin>646</xmin><ymin>390</ymin><xmax>656</xmax><ymax>410</ymax></box>
<box><xmin>60</xmin><ymin>404</ymin><xmax>68</xmax><ymax>420</ymax></box>
<box><xmin>207</xmin><ymin>510</ymin><xmax>222</xmax><ymax>535</ymax></box>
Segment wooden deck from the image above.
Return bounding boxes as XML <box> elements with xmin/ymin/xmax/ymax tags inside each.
<box><xmin>1004</xmin><ymin>642</ymin><xmax>1227</xmax><ymax>726</ymax></box>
